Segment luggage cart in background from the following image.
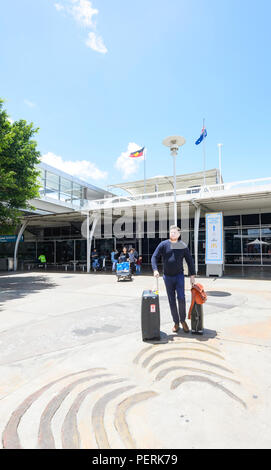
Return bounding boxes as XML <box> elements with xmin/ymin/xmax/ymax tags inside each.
<box><xmin>116</xmin><ymin>261</ymin><xmax>132</xmax><ymax>282</ymax></box>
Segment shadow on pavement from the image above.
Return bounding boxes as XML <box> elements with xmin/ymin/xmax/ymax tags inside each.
<box><xmin>0</xmin><ymin>274</ymin><xmax>58</xmax><ymax>310</ymax></box>
<box><xmin>144</xmin><ymin>328</ymin><xmax>217</xmax><ymax>345</ymax></box>
<box><xmin>206</xmin><ymin>291</ymin><xmax>232</xmax><ymax>297</ymax></box>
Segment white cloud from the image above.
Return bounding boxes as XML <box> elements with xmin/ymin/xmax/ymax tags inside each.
<box><xmin>8</xmin><ymin>117</ymin><xmax>14</xmax><ymax>124</ymax></box>
<box><xmin>86</xmin><ymin>32</ymin><xmax>108</xmax><ymax>54</ymax></box>
<box><xmin>54</xmin><ymin>3</ymin><xmax>65</xmax><ymax>11</ymax></box>
<box><xmin>24</xmin><ymin>99</ymin><xmax>36</xmax><ymax>108</ymax></box>
<box><xmin>41</xmin><ymin>152</ymin><xmax>108</xmax><ymax>181</ymax></box>
<box><xmin>115</xmin><ymin>143</ymin><xmax>144</xmax><ymax>180</ymax></box>
<box><xmin>70</xmin><ymin>0</ymin><xmax>98</xmax><ymax>28</ymax></box>
<box><xmin>54</xmin><ymin>0</ymin><xmax>107</xmax><ymax>54</ymax></box>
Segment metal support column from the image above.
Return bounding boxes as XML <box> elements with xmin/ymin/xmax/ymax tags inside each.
<box><xmin>194</xmin><ymin>206</ymin><xmax>201</xmax><ymax>275</ymax></box>
<box><xmin>14</xmin><ymin>221</ymin><xmax>28</xmax><ymax>271</ymax></box>
<box><xmin>87</xmin><ymin>212</ymin><xmax>100</xmax><ymax>273</ymax></box>
<box><xmin>87</xmin><ymin>213</ymin><xmax>90</xmax><ymax>273</ymax></box>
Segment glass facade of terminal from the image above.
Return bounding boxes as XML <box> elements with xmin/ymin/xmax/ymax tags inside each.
<box><xmin>38</xmin><ymin>167</ymin><xmax>85</xmax><ymax>208</ymax></box>
<box><xmin>138</xmin><ymin>213</ymin><xmax>271</xmax><ymax>267</ymax></box>
<box><xmin>1</xmin><ymin>212</ymin><xmax>271</xmax><ymax>269</ymax></box>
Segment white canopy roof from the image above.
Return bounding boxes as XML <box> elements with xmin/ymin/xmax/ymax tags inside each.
<box><xmin>108</xmin><ymin>169</ymin><xmax>222</xmax><ymax>195</ymax></box>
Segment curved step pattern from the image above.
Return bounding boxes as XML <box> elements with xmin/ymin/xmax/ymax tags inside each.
<box><xmin>1</xmin><ymin>368</ymin><xmax>158</xmax><ymax>449</ymax></box>
<box><xmin>133</xmin><ymin>338</ymin><xmax>247</xmax><ymax>409</ymax></box>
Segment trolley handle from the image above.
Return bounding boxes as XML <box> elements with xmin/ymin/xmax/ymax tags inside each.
<box><xmin>153</xmin><ymin>276</ymin><xmax>159</xmax><ymax>294</ymax></box>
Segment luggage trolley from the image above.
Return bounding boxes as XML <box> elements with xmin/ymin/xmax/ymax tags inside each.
<box><xmin>116</xmin><ymin>261</ymin><xmax>133</xmax><ymax>282</ymax></box>
<box><xmin>141</xmin><ymin>277</ymin><xmax>161</xmax><ymax>341</ymax></box>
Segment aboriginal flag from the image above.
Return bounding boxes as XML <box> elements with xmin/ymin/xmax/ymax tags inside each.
<box><xmin>129</xmin><ymin>147</ymin><xmax>145</xmax><ymax>158</ymax></box>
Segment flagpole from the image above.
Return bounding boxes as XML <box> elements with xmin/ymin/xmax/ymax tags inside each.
<box><xmin>203</xmin><ymin>118</ymin><xmax>206</xmax><ymax>186</ymax></box>
<box><xmin>143</xmin><ymin>147</ymin><xmax>147</xmax><ymax>194</ymax></box>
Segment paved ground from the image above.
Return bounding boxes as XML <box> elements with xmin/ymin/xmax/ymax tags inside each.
<box><xmin>0</xmin><ymin>271</ymin><xmax>270</xmax><ymax>449</ymax></box>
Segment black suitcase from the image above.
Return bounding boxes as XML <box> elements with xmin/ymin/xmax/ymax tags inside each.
<box><xmin>141</xmin><ymin>279</ymin><xmax>160</xmax><ymax>341</ymax></box>
<box><xmin>190</xmin><ymin>303</ymin><xmax>204</xmax><ymax>335</ymax></box>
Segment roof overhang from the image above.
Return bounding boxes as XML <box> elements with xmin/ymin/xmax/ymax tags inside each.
<box><xmin>108</xmin><ymin>169</ymin><xmax>222</xmax><ymax>195</ymax></box>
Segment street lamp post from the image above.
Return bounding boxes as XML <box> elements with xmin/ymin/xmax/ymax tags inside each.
<box><xmin>162</xmin><ymin>136</ymin><xmax>186</xmax><ymax>226</ymax></box>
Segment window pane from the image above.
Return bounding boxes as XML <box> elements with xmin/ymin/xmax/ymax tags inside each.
<box><xmin>56</xmin><ymin>240</ymin><xmax>74</xmax><ymax>262</ymax></box>
<box><xmin>0</xmin><ymin>242</ymin><xmax>14</xmax><ymax>257</ymax></box>
<box><xmin>37</xmin><ymin>242</ymin><xmax>54</xmax><ymax>263</ymax></box>
<box><xmin>61</xmin><ymin>226</ymin><xmax>71</xmax><ymax>237</ymax></box>
<box><xmin>45</xmin><ymin>171</ymin><xmax>59</xmax><ymax>199</ymax></box>
<box><xmin>198</xmin><ymin>254</ymin><xmax>205</xmax><ymax>265</ymax></box>
<box><xmin>242</xmin><ymin>229</ymin><xmax>261</xmax><ymax>254</ymax></box>
<box><xmin>262</xmin><ymin>234</ymin><xmax>271</xmax><ymax>264</ymax></box>
<box><xmin>37</xmin><ymin>168</ymin><xmax>46</xmax><ymax>196</ymax></box>
<box><xmin>261</xmin><ymin>213</ymin><xmax>271</xmax><ymax>225</ymax></box>
<box><xmin>76</xmin><ymin>240</ymin><xmax>87</xmax><ymax>261</ymax></box>
<box><xmin>225</xmin><ymin>255</ymin><xmax>242</xmax><ymax>264</ymax></box>
<box><xmin>73</xmin><ymin>183</ymin><xmax>82</xmax><ymax>198</ymax></box>
<box><xmin>242</xmin><ymin>214</ymin><xmax>260</xmax><ymax>226</ymax></box>
<box><xmin>18</xmin><ymin>242</ymin><xmax>36</xmax><ymax>261</ymax></box>
<box><xmin>225</xmin><ymin>229</ymin><xmax>241</xmax><ymax>253</ymax></box>
<box><xmin>149</xmin><ymin>238</ymin><xmax>161</xmax><ymax>253</ymax></box>
<box><xmin>242</xmin><ymin>255</ymin><xmax>261</xmax><ymax>265</ymax></box>
<box><xmin>199</xmin><ymin>218</ymin><xmax>205</xmax><ymax>229</ymax></box>
<box><xmin>60</xmin><ymin>177</ymin><xmax>72</xmax><ymax>193</ymax></box>
<box><xmin>198</xmin><ymin>231</ymin><xmax>205</xmax><ymax>254</ymax></box>
<box><xmin>72</xmin><ymin>183</ymin><xmax>83</xmax><ymax>207</ymax></box>
<box><xmin>224</xmin><ymin>215</ymin><xmax>241</xmax><ymax>227</ymax></box>
<box><xmin>46</xmin><ymin>172</ymin><xmax>59</xmax><ymax>190</ymax></box>
<box><xmin>59</xmin><ymin>177</ymin><xmax>72</xmax><ymax>203</ymax></box>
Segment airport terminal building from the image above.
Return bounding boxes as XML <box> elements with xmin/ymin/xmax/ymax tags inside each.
<box><xmin>1</xmin><ymin>161</ymin><xmax>271</xmax><ymax>276</ymax></box>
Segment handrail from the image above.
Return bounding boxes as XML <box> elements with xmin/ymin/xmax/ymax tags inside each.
<box><xmin>81</xmin><ymin>176</ymin><xmax>271</xmax><ymax>210</ymax></box>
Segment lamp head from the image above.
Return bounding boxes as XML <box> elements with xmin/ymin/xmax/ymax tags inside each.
<box><xmin>162</xmin><ymin>136</ymin><xmax>186</xmax><ymax>156</ymax></box>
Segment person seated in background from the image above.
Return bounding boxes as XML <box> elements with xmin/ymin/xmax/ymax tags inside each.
<box><xmin>91</xmin><ymin>248</ymin><xmax>99</xmax><ymax>271</ymax></box>
<box><xmin>38</xmin><ymin>253</ymin><xmax>46</xmax><ymax>269</ymax></box>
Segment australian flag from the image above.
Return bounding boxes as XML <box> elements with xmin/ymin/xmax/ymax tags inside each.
<box><xmin>195</xmin><ymin>127</ymin><xmax>207</xmax><ymax>145</ymax></box>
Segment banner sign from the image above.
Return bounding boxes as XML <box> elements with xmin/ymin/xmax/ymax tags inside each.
<box><xmin>0</xmin><ymin>235</ymin><xmax>24</xmax><ymax>243</ymax></box>
<box><xmin>205</xmin><ymin>212</ymin><xmax>223</xmax><ymax>264</ymax></box>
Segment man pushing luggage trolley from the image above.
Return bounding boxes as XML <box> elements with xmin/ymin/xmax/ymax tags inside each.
<box><xmin>151</xmin><ymin>225</ymin><xmax>196</xmax><ymax>334</ymax></box>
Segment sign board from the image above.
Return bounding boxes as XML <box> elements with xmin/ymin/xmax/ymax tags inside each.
<box><xmin>0</xmin><ymin>235</ymin><xmax>24</xmax><ymax>243</ymax></box>
<box><xmin>205</xmin><ymin>213</ymin><xmax>223</xmax><ymax>264</ymax></box>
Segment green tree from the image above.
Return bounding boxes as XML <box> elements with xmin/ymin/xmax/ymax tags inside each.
<box><xmin>0</xmin><ymin>99</ymin><xmax>41</xmax><ymax>230</ymax></box>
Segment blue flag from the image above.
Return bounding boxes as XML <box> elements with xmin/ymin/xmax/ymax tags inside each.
<box><xmin>195</xmin><ymin>128</ymin><xmax>207</xmax><ymax>145</ymax></box>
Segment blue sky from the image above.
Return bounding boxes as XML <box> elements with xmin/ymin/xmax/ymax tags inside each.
<box><xmin>1</xmin><ymin>0</ymin><xmax>271</xmax><ymax>189</ymax></box>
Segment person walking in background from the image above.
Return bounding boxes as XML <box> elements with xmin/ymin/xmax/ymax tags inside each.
<box><xmin>128</xmin><ymin>248</ymin><xmax>137</xmax><ymax>274</ymax></box>
<box><xmin>136</xmin><ymin>256</ymin><xmax>142</xmax><ymax>275</ymax></box>
<box><xmin>111</xmin><ymin>249</ymin><xmax>118</xmax><ymax>272</ymax></box>
<box><xmin>118</xmin><ymin>246</ymin><xmax>129</xmax><ymax>263</ymax></box>
<box><xmin>133</xmin><ymin>247</ymin><xmax>139</xmax><ymax>260</ymax></box>
<box><xmin>151</xmin><ymin>225</ymin><xmax>196</xmax><ymax>333</ymax></box>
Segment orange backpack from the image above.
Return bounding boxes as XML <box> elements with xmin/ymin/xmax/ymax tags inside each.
<box><xmin>188</xmin><ymin>283</ymin><xmax>207</xmax><ymax>320</ymax></box>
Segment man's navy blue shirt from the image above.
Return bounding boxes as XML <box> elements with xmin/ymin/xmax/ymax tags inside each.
<box><xmin>151</xmin><ymin>240</ymin><xmax>196</xmax><ymax>276</ymax></box>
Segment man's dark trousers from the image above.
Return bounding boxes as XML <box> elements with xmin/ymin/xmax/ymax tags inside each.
<box><xmin>163</xmin><ymin>273</ymin><xmax>186</xmax><ymax>324</ymax></box>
